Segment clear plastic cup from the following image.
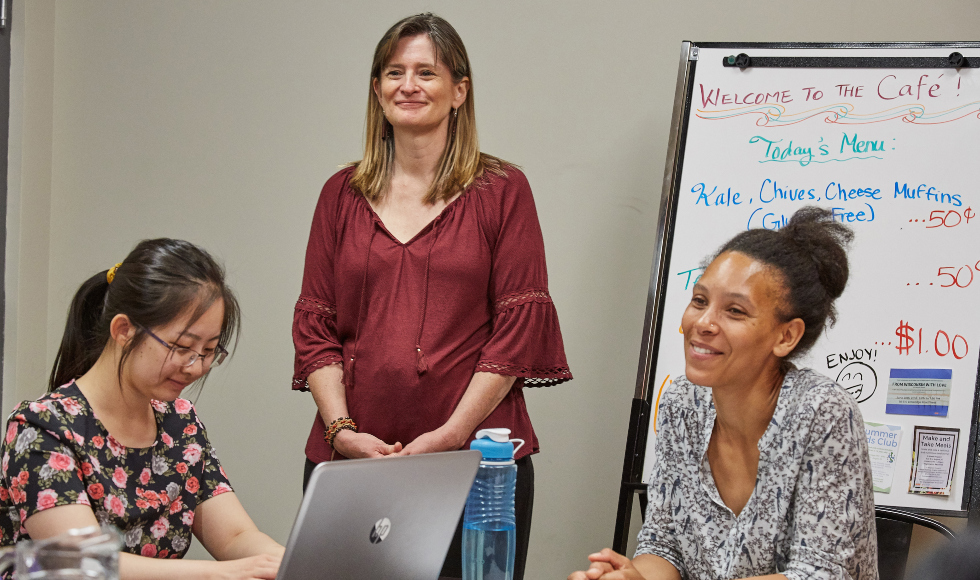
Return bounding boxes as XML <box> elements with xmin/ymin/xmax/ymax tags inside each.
<box><xmin>0</xmin><ymin>525</ymin><xmax>121</xmax><ymax>580</ymax></box>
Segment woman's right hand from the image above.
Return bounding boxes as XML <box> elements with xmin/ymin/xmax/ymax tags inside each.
<box><xmin>208</xmin><ymin>554</ymin><xmax>282</xmax><ymax>580</ymax></box>
<box><xmin>332</xmin><ymin>430</ymin><xmax>403</xmax><ymax>458</ymax></box>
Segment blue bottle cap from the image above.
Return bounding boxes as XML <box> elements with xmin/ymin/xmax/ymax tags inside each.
<box><xmin>470</xmin><ymin>437</ymin><xmax>515</xmax><ymax>460</ymax></box>
<box><xmin>470</xmin><ymin>428</ymin><xmax>524</xmax><ymax>460</ymax></box>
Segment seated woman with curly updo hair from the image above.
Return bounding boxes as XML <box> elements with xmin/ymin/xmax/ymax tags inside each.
<box><xmin>570</xmin><ymin>207</ymin><xmax>878</xmax><ymax>580</ymax></box>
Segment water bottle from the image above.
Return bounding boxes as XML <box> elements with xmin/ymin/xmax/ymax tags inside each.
<box><xmin>462</xmin><ymin>428</ymin><xmax>524</xmax><ymax>580</ymax></box>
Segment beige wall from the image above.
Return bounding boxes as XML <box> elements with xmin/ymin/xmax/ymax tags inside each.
<box><xmin>5</xmin><ymin>0</ymin><xmax>977</xmax><ymax>576</ymax></box>
<box><xmin>4</xmin><ymin>0</ymin><xmax>54</xmax><ymax>414</ymax></box>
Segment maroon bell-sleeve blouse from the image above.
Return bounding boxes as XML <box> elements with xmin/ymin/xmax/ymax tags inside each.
<box><xmin>292</xmin><ymin>165</ymin><xmax>571</xmax><ymax>463</ymax></box>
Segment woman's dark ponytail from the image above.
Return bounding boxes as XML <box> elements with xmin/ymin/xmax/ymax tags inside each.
<box><xmin>49</xmin><ymin>271</ymin><xmax>114</xmax><ymax>391</ymax></box>
<box><xmin>47</xmin><ymin>239</ymin><xmax>241</xmax><ymax>392</ymax></box>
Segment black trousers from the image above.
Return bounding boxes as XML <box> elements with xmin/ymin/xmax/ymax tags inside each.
<box><xmin>302</xmin><ymin>455</ymin><xmax>534</xmax><ymax>580</ymax></box>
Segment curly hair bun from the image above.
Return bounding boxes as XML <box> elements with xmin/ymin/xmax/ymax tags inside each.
<box><xmin>781</xmin><ymin>206</ymin><xmax>854</xmax><ymax>302</ymax></box>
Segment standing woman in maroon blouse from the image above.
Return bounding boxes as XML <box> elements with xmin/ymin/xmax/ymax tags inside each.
<box><xmin>292</xmin><ymin>12</ymin><xmax>571</xmax><ymax>579</ymax></box>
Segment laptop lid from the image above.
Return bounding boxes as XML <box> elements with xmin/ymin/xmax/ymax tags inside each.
<box><xmin>277</xmin><ymin>450</ymin><xmax>481</xmax><ymax>580</ymax></box>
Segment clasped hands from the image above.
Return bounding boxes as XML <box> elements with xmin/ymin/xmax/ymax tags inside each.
<box><xmin>331</xmin><ymin>425</ymin><xmax>464</xmax><ymax>459</ymax></box>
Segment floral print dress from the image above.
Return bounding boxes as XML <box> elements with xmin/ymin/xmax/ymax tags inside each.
<box><xmin>0</xmin><ymin>381</ymin><xmax>233</xmax><ymax>561</ymax></box>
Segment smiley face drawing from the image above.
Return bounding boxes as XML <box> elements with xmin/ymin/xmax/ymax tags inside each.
<box><xmin>837</xmin><ymin>361</ymin><xmax>878</xmax><ymax>404</ymax></box>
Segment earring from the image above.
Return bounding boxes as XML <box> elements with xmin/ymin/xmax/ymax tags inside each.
<box><xmin>451</xmin><ymin>108</ymin><xmax>458</xmax><ymax>139</ymax></box>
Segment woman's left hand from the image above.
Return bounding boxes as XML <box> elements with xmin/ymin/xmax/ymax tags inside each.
<box><xmin>396</xmin><ymin>427</ymin><xmax>461</xmax><ymax>456</ymax></box>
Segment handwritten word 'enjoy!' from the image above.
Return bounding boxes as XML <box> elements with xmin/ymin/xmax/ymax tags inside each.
<box><xmin>827</xmin><ymin>348</ymin><xmax>876</xmax><ymax>369</ymax></box>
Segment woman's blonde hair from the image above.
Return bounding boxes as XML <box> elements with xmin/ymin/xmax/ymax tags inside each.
<box><xmin>350</xmin><ymin>13</ymin><xmax>507</xmax><ymax>204</ymax></box>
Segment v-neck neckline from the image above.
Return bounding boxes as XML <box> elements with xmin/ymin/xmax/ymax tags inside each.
<box><xmin>699</xmin><ymin>369</ymin><xmax>796</xmax><ymax>518</ymax></box>
<box><xmin>363</xmin><ymin>191</ymin><xmax>465</xmax><ymax>246</ymax></box>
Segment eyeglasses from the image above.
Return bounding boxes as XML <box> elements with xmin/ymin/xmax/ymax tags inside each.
<box><xmin>140</xmin><ymin>326</ymin><xmax>228</xmax><ymax>369</ymax></box>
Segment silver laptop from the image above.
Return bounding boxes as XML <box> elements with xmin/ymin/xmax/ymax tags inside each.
<box><xmin>277</xmin><ymin>450</ymin><xmax>482</xmax><ymax>580</ymax></box>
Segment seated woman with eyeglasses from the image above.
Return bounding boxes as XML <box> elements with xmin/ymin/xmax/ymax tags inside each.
<box><xmin>0</xmin><ymin>239</ymin><xmax>284</xmax><ymax>580</ymax></box>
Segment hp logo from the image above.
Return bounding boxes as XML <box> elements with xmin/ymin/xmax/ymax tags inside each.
<box><xmin>369</xmin><ymin>517</ymin><xmax>392</xmax><ymax>544</ymax></box>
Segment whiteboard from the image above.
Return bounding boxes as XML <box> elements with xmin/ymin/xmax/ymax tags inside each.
<box><xmin>638</xmin><ymin>44</ymin><xmax>980</xmax><ymax>515</ymax></box>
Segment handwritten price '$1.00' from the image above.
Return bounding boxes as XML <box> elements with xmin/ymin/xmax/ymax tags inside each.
<box><xmin>895</xmin><ymin>320</ymin><xmax>969</xmax><ymax>359</ymax></box>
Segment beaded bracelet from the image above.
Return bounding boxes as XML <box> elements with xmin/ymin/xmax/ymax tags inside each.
<box><xmin>324</xmin><ymin>416</ymin><xmax>358</xmax><ymax>448</ymax></box>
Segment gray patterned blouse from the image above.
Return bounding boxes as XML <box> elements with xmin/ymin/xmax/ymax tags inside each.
<box><xmin>636</xmin><ymin>367</ymin><xmax>878</xmax><ymax>580</ymax></box>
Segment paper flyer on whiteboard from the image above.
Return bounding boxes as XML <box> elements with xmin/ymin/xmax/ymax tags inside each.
<box><xmin>864</xmin><ymin>422</ymin><xmax>902</xmax><ymax>493</ymax></box>
<box><xmin>885</xmin><ymin>369</ymin><xmax>952</xmax><ymax>416</ymax></box>
<box><xmin>909</xmin><ymin>426</ymin><xmax>959</xmax><ymax>495</ymax></box>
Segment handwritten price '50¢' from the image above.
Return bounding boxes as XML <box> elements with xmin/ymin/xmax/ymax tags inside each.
<box><xmin>924</xmin><ymin>207</ymin><xmax>974</xmax><ymax>228</ymax></box>
<box><xmin>936</xmin><ymin>262</ymin><xmax>980</xmax><ymax>288</ymax></box>
<box><xmin>895</xmin><ymin>320</ymin><xmax>969</xmax><ymax>359</ymax></box>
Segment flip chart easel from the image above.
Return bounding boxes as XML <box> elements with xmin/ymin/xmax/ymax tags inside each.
<box><xmin>614</xmin><ymin>41</ymin><xmax>980</xmax><ymax>553</ymax></box>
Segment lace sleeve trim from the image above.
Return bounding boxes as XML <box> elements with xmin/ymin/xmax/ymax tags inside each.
<box><xmin>292</xmin><ymin>359</ymin><xmax>343</xmax><ymax>391</ymax></box>
<box><xmin>494</xmin><ymin>288</ymin><xmax>553</xmax><ymax>315</ymax></box>
<box><xmin>295</xmin><ymin>296</ymin><xmax>337</xmax><ymax>319</ymax></box>
<box><xmin>475</xmin><ymin>360</ymin><xmax>572</xmax><ymax>388</ymax></box>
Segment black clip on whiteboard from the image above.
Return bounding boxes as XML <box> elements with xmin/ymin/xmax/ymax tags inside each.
<box><xmin>721</xmin><ymin>52</ymin><xmax>978</xmax><ymax>69</ymax></box>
